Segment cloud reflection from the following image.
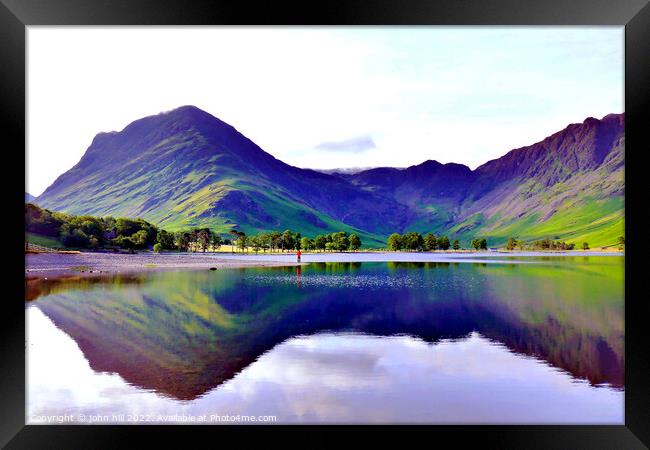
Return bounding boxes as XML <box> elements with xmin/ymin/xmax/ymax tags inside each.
<box><xmin>27</xmin><ymin>308</ymin><xmax>623</xmax><ymax>424</ymax></box>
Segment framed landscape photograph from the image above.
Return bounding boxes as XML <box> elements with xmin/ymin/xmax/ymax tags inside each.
<box><xmin>2</xmin><ymin>0</ymin><xmax>649</xmax><ymax>447</ymax></box>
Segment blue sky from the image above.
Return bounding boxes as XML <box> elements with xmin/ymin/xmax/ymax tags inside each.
<box><xmin>28</xmin><ymin>27</ymin><xmax>623</xmax><ymax>195</ymax></box>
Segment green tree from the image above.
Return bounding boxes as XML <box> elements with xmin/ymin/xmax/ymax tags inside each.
<box><xmin>438</xmin><ymin>236</ymin><xmax>450</xmax><ymax>250</ymax></box>
<box><xmin>153</xmin><ymin>243</ymin><xmax>162</xmax><ymax>253</ymax></box>
<box><xmin>101</xmin><ymin>216</ymin><xmax>117</xmax><ymax>233</ymax></box>
<box><xmin>258</xmin><ymin>233</ymin><xmax>270</xmax><ymax>252</ymax></box>
<box><xmin>210</xmin><ymin>234</ymin><xmax>222</xmax><ymax>251</ymax></box>
<box><xmin>237</xmin><ymin>233</ymin><xmax>248</xmax><ymax>253</ymax></box>
<box><xmin>88</xmin><ymin>236</ymin><xmax>100</xmax><ymax>249</ymax></box>
<box><xmin>331</xmin><ymin>232</ymin><xmax>349</xmax><ymax>251</ymax></box>
<box><xmin>250</xmin><ymin>236</ymin><xmax>262</xmax><ymax>253</ymax></box>
<box><xmin>506</xmin><ymin>237</ymin><xmax>518</xmax><ymax>251</ymax></box>
<box><xmin>281</xmin><ymin>230</ymin><xmax>295</xmax><ymax>252</ymax></box>
<box><xmin>403</xmin><ymin>232</ymin><xmax>424</xmax><ymax>251</ymax></box>
<box><xmin>175</xmin><ymin>232</ymin><xmax>192</xmax><ymax>252</ymax></box>
<box><xmin>301</xmin><ymin>237</ymin><xmax>314</xmax><ymax>251</ymax></box>
<box><xmin>25</xmin><ymin>203</ymin><xmax>65</xmax><ymax>237</ymax></box>
<box><xmin>452</xmin><ymin>239</ymin><xmax>460</xmax><ymax>250</ymax></box>
<box><xmin>79</xmin><ymin>218</ymin><xmax>103</xmax><ymax>241</ymax></box>
<box><xmin>471</xmin><ymin>238</ymin><xmax>487</xmax><ymax>250</ymax></box>
<box><xmin>582</xmin><ymin>242</ymin><xmax>589</xmax><ymax>250</ymax></box>
<box><xmin>269</xmin><ymin>231</ymin><xmax>282</xmax><ymax>252</ymax></box>
<box><xmin>131</xmin><ymin>229</ymin><xmax>149</xmax><ymax>248</ymax></box>
<box><xmin>423</xmin><ymin>233</ymin><xmax>438</xmax><ymax>251</ymax></box>
<box><xmin>115</xmin><ymin>218</ymin><xmax>140</xmax><ymax>237</ymax></box>
<box><xmin>387</xmin><ymin>233</ymin><xmax>404</xmax><ymax>251</ymax></box>
<box><xmin>194</xmin><ymin>228</ymin><xmax>211</xmax><ymax>252</ymax></box>
<box><xmin>617</xmin><ymin>236</ymin><xmax>625</xmax><ymax>250</ymax></box>
<box><xmin>136</xmin><ymin>219</ymin><xmax>158</xmax><ymax>245</ymax></box>
<box><xmin>60</xmin><ymin>227</ymin><xmax>90</xmax><ymax>248</ymax></box>
<box><xmin>157</xmin><ymin>229</ymin><xmax>176</xmax><ymax>250</ymax></box>
<box><xmin>315</xmin><ymin>235</ymin><xmax>327</xmax><ymax>252</ymax></box>
<box><xmin>348</xmin><ymin>234</ymin><xmax>361</xmax><ymax>251</ymax></box>
<box><xmin>112</xmin><ymin>235</ymin><xmax>136</xmax><ymax>252</ymax></box>
<box><xmin>229</xmin><ymin>229</ymin><xmax>241</xmax><ymax>252</ymax></box>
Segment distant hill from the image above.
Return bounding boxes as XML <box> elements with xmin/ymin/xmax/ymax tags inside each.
<box><xmin>36</xmin><ymin>106</ymin><xmax>624</xmax><ymax>247</ymax></box>
<box><xmin>25</xmin><ymin>192</ymin><xmax>35</xmax><ymax>203</ymax></box>
<box><xmin>314</xmin><ymin>167</ymin><xmax>380</xmax><ymax>176</ymax></box>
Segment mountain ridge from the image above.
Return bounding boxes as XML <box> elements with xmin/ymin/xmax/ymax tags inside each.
<box><xmin>35</xmin><ymin>106</ymin><xmax>624</xmax><ymax>247</ymax></box>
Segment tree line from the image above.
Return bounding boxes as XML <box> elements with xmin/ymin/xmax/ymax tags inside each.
<box><xmin>26</xmin><ymin>203</ymin><xmax>159</xmax><ymax>251</ymax></box>
<box><xmin>229</xmin><ymin>230</ymin><xmax>362</xmax><ymax>253</ymax></box>
<box><xmin>29</xmin><ymin>203</ymin><xmax>618</xmax><ymax>253</ymax></box>
<box><xmin>26</xmin><ymin>203</ymin><xmax>220</xmax><ymax>252</ymax></box>
<box><xmin>387</xmin><ymin>232</ymin><xmax>461</xmax><ymax>251</ymax></box>
<box><xmin>506</xmin><ymin>237</ymin><xmax>580</xmax><ymax>251</ymax></box>
<box><xmin>26</xmin><ymin>204</ymin><xmax>363</xmax><ymax>253</ymax></box>
<box><xmin>503</xmin><ymin>235</ymin><xmax>623</xmax><ymax>251</ymax></box>
<box><xmin>504</xmin><ymin>236</ymin><xmax>624</xmax><ymax>251</ymax></box>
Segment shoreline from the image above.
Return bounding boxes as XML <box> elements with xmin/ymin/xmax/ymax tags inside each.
<box><xmin>25</xmin><ymin>249</ymin><xmax>623</xmax><ymax>280</ymax></box>
<box><xmin>25</xmin><ymin>251</ymin><xmax>301</xmax><ymax>280</ymax></box>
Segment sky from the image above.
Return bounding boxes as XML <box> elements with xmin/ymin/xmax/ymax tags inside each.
<box><xmin>27</xmin><ymin>26</ymin><xmax>623</xmax><ymax>196</ymax></box>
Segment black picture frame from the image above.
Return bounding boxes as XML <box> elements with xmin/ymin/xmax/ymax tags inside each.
<box><xmin>2</xmin><ymin>0</ymin><xmax>648</xmax><ymax>447</ymax></box>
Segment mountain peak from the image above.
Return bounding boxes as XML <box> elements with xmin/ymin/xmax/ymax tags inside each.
<box><xmin>170</xmin><ymin>104</ymin><xmax>203</xmax><ymax>113</ymax></box>
<box><xmin>107</xmin><ymin>105</ymin><xmax>232</xmax><ymax>140</ymax></box>
<box><xmin>419</xmin><ymin>159</ymin><xmax>443</xmax><ymax>168</ymax></box>
<box><xmin>582</xmin><ymin>112</ymin><xmax>623</xmax><ymax>124</ymax></box>
<box><xmin>163</xmin><ymin>104</ymin><xmax>213</xmax><ymax>120</ymax></box>
<box><xmin>155</xmin><ymin>104</ymin><xmax>230</xmax><ymax>128</ymax></box>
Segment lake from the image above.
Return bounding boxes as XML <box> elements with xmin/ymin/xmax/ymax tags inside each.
<box><xmin>26</xmin><ymin>255</ymin><xmax>624</xmax><ymax>424</ymax></box>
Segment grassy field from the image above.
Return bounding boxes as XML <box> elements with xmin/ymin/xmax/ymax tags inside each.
<box><xmin>444</xmin><ymin>198</ymin><xmax>624</xmax><ymax>249</ymax></box>
<box><xmin>25</xmin><ymin>232</ymin><xmax>64</xmax><ymax>249</ymax></box>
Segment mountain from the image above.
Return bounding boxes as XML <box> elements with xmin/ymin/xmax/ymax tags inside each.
<box><xmin>36</xmin><ymin>106</ymin><xmax>408</xmax><ymax>246</ymax></box>
<box><xmin>35</xmin><ymin>106</ymin><xmax>624</xmax><ymax>247</ymax></box>
<box><xmin>25</xmin><ymin>192</ymin><xmax>35</xmax><ymax>203</ymax></box>
<box><xmin>343</xmin><ymin>113</ymin><xmax>624</xmax><ymax>246</ymax></box>
<box><xmin>454</xmin><ymin>113</ymin><xmax>624</xmax><ymax>245</ymax></box>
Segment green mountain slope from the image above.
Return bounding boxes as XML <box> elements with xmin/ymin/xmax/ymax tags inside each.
<box><xmin>453</xmin><ymin>114</ymin><xmax>625</xmax><ymax>246</ymax></box>
<box><xmin>36</xmin><ymin>106</ymin><xmax>406</xmax><ymax>247</ymax></box>
<box><xmin>36</xmin><ymin>106</ymin><xmax>624</xmax><ymax>247</ymax></box>
<box><xmin>345</xmin><ymin>113</ymin><xmax>624</xmax><ymax>247</ymax></box>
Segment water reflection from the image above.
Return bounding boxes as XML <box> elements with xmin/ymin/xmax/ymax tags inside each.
<box><xmin>27</xmin><ymin>257</ymin><xmax>624</xmax><ymax>422</ymax></box>
<box><xmin>27</xmin><ymin>309</ymin><xmax>622</xmax><ymax>424</ymax></box>
<box><xmin>25</xmin><ymin>273</ymin><xmax>145</xmax><ymax>302</ymax></box>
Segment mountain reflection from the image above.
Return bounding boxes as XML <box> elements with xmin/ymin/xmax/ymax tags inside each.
<box><xmin>28</xmin><ymin>258</ymin><xmax>624</xmax><ymax>400</ymax></box>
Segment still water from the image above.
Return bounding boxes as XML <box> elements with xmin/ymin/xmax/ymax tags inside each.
<box><xmin>26</xmin><ymin>256</ymin><xmax>624</xmax><ymax>424</ymax></box>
